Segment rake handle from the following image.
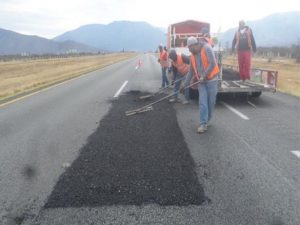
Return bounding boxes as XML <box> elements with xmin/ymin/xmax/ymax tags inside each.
<box><xmin>140</xmin><ymin>80</ymin><xmax>203</xmax><ymax>109</ymax></box>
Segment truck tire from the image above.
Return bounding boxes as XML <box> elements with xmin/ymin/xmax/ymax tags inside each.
<box><xmin>251</xmin><ymin>92</ymin><xmax>262</xmax><ymax>98</ymax></box>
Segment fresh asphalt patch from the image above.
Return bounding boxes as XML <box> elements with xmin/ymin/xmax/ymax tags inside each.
<box><xmin>45</xmin><ymin>91</ymin><xmax>205</xmax><ymax>208</ymax></box>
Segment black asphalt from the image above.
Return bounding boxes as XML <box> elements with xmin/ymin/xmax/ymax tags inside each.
<box><xmin>45</xmin><ymin>91</ymin><xmax>205</xmax><ymax>208</ymax></box>
<box><xmin>1</xmin><ymin>54</ymin><xmax>299</xmax><ymax>225</ymax></box>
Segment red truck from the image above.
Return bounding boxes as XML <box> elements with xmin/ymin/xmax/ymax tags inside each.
<box><xmin>167</xmin><ymin>20</ymin><xmax>278</xmax><ymax>98</ymax></box>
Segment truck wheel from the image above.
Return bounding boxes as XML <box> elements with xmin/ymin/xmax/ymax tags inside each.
<box><xmin>251</xmin><ymin>92</ymin><xmax>262</xmax><ymax>98</ymax></box>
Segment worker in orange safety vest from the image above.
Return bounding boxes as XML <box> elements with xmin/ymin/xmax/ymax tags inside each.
<box><xmin>232</xmin><ymin>20</ymin><xmax>256</xmax><ymax>81</ymax></box>
<box><xmin>168</xmin><ymin>49</ymin><xmax>190</xmax><ymax>104</ymax></box>
<box><xmin>181</xmin><ymin>36</ymin><xmax>219</xmax><ymax>133</ymax></box>
<box><xmin>158</xmin><ymin>45</ymin><xmax>169</xmax><ymax>88</ymax></box>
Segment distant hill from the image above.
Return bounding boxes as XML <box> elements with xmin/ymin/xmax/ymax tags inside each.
<box><xmin>0</xmin><ymin>28</ymin><xmax>98</xmax><ymax>55</ymax></box>
<box><xmin>219</xmin><ymin>11</ymin><xmax>300</xmax><ymax>48</ymax></box>
<box><xmin>54</xmin><ymin>21</ymin><xmax>166</xmax><ymax>52</ymax></box>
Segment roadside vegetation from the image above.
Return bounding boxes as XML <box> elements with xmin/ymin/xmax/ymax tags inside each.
<box><xmin>0</xmin><ymin>53</ymin><xmax>137</xmax><ymax>101</ymax></box>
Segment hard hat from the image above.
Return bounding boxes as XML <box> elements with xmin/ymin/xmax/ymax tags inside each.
<box><xmin>187</xmin><ymin>37</ymin><xmax>198</xmax><ymax>47</ymax></box>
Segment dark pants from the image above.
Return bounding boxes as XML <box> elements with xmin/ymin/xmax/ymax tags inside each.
<box><xmin>161</xmin><ymin>67</ymin><xmax>169</xmax><ymax>87</ymax></box>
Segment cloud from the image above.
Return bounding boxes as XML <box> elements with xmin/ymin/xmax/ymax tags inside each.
<box><xmin>0</xmin><ymin>0</ymin><xmax>299</xmax><ymax>38</ymax></box>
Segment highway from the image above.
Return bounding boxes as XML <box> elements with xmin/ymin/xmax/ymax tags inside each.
<box><xmin>0</xmin><ymin>54</ymin><xmax>299</xmax><ymax>225</ymax></box>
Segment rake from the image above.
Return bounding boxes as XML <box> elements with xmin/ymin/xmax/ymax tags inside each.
<box><xmin>139</xmin><ymin>77</ymin><xmax>186</xmax><ymax>100</ymax></box>
<box><xmin>125</xmin><ymin>79</ymin><xmax>203</xmax><ymax>116</ymax></box>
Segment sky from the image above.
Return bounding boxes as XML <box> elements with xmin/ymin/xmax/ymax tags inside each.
<box><xmin>0</xmin><ymin>0</ymin><xmax>299</xmax><ymax>39</ymax></box>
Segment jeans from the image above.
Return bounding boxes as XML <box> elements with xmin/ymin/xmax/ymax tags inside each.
<box><xmin>198</xmin><ymin>79</ymin><xmax>218</xmax><ymax>126</ymax></box>
<box><xmin>161</xmin><ymin>67</ymin><xmax>169</xmax><ymax>87</ymax></box>
<box><xmin>174</xmin><ymin>73</ymin><xmax>189</xmax><ymax>100</ymax></box>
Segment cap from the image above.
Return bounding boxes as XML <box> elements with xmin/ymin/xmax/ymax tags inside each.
<box><xmin>200</xmin><ymin>27</ymin><xmax>209</xmax><ymax>35</ymax></box>
<box><xmin>187</xmin><ymin>37</ymin><xmax>198</xmax><ymax>47</ymax></box>
<box><xmin>169</xmin><ymin>49</ymin><xmax>177</xmax><ymax>61</ymax></box>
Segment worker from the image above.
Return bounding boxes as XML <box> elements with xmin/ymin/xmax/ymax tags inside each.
<box><xmin>182</xmin><ymin>36</ymin><xmax>219</xmax><ymax>133</ymax></box>
<box><xmin>158</xmin><ymin>45</ymin><xmax>169</xmax><ymax>88</ymax></box>
<box><xmin>200</xmin><ymin>27</ymin><xmax>214</xmax><ymax>48</ymax></box>
<box><xmin>168</xmin><ymin>49</ymin><xmax>190</xmax><ymax>104</ymax></box>
<box><xmin>164</xmin><ymin>46</ymin><xmax>171</xmax><ymax>73</ymax></box>
<box><xmin>232</xmin><ymin>20</ymin><xmax>256</xmax><ymax>81</ymax></box>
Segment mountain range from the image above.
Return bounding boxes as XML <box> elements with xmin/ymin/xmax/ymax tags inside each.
<box><xmin>0</xmin><ymin>11</ymin><xmax>299</xmax><ymax>55</ymax></box>
<box><xmin>54</xmin><ymin>21</ymin><xmax>165</xmax><ymax>52</ymax></box>
<box><xmin>0</xmin><ymin>28</ymin><xmax>98</xmax><ymax>55</ymax></box>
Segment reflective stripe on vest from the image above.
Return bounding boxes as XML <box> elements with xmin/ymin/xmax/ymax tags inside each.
<box><xmin>172</xmin><ymin>53</ymin><xmax>189</xmax><ymax>75</ymax></box>
<box><xmin>235</xmin><ymin>29</ymin><xmax>252</xmax><ymax>50</ymax></box>
<box><xmin>190</xmin><ymin>48</ymin><xmax>219</xmax><ymax>81</ymax></box>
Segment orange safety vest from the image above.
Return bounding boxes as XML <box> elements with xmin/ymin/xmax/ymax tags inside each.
<box><xmin>190</xmin><ymin>47</ymin><xmax>219</xmax><ymax>81</ymax></box>
<box><xmin>172</xmin><ymin>53</ymin><xmax>189</xmax><ymax>76</ymax></box>
<box><xmin>159</xmin><ymin>50</ymin><xmax>169</xmax><ymax>68</ymax></box>
<box><xmin>235</xmin><ymin>29</ymin><xmax>252</xmax><ymax>50</ymax></box>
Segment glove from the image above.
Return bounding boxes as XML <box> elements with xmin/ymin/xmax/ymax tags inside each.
<box><xmin>171</xmin><ymin>80</ymin><xmax>175</xmax><ymax>85</ymax></box>
<box><xmin>199</xmin><ymin>76</ymin><xmax>207</xmax><ymax>83</ymax></box>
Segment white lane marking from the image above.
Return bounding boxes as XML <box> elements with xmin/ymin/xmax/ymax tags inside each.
<box><xmin>221</xmin><ymin>101</ymin><xmax>250</xmax><ymax>120</ymax></box>
<box><xmin>113</xmin><ymin>81</ymin><xmax>128</xmax><ymax>98</ymax></box>
<box><xmin>291</xmin><ymin>151</ymin><xmax>300</xmax><ymax>158</ymax></box>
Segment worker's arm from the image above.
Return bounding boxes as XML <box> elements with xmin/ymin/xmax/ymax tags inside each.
<box><xmin>181</xmin><ymin>54</ymin><xmax>190</xmax><ymax>64</ymax></box>
<box><xmin>203</xmin><ymin>45</ymin><xmax>217</xmax><ymax>79</ymax></box>
<box><xmin>232</xmin><ymin>33</ymin><xmax>237</xmax><ymax>52</ymax></box>
<box><xmin>184</xmin><ymin>65</ymin><xmax>193</xmax><ymax>87</ymax></box>
<box><xmin>250</xmin><ymin>29</ymin><xmax>256</xmax><ymax>53</ymax></box>
<box><xmin>172</xmin><ymin>64</ymin><xmax>178</xmax><ymax>82</ymax></box>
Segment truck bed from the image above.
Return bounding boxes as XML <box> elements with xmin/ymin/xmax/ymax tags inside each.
<box><xmin>218</xmin><ymin>66</ymin><xmax>277</xmax><ymax>94</ymax></box>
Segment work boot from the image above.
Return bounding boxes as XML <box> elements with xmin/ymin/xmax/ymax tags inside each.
<box><xmin>169</xmin><ymin>98</ymin><xmax>177</xmax><ymax>103</ymax></box>
<box><xmin>182</xmin><ymin>99</ymin><xmax>189</xmax><ymax>105</ymax></box>
<box><xmin>197</xmin><ymin>125</ymin><xmax>207</xmax><ymax>133</ymax></box>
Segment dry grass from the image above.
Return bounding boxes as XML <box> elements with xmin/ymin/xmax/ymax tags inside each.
<box><xmin>223</xmin><ymin>56</ymin><xmax>300</xmax><ymax>97</ymax></box>
<box><xmin>0</xmin><ymin>53</ymin><xmax>137</xmax><ymax>100</ymax></box>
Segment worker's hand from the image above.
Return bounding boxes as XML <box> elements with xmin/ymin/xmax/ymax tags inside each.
<box><xmin>171</xmin><ymin>80</ymin><xmax>175</xmax><ymax>85</ymax></box>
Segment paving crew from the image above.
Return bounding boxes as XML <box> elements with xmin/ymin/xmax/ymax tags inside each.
<box><xmin>182</xmin><ymin>36</ymin><xmax>219</xmax><ymax>133</ymax></box>
<box><xmin>168</xmin><ymin>49</ymin><xmax>190</xmax><ymax>104</ymax></box>
<box><xmin>158</xmin><ymin>45</ymin><xmax>169</xmax><ymax>88</ymax></box>
<box><xmin>232</xmin><ymin>20</ymin><xmax>256</xmax><ymax>81</ymax></box>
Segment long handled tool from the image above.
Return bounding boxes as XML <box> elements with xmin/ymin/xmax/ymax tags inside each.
<box><xmin>125</xmin><ymin>79</ymin><xmax>203</xmax><ymax>116</ymax></box>
<box><xmin>139</xmin><ymin>76</ymin><xmax>186</xmax><ymax>100</ymax></box>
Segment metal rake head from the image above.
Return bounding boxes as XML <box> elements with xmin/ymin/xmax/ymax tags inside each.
<box><xmin>125</xmin><ymin>106</ymin><xmax>153</xmax><ymax>116</ymax></box>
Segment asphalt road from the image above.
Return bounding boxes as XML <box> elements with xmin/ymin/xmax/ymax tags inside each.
<box><xmin>0</xmin><ymin>54</ymin><xmax>299</xmax><ymax>225</ymax></box>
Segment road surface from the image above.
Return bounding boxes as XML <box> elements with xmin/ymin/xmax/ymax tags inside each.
<box><xmin>0</xmin><ymin>54</ymin><xmax>299</xmax><ymax>225</ymax></box>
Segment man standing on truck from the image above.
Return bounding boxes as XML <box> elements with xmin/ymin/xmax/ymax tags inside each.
<box><xmin>158</xmin><ymin>45</ymin><xmax>169</xmax><ymax>88</ymax></box>
<box><xmin>168</xmin><ymin>49</ymin><xmax>190</xmax><ymax>104</ymax></box>
<box><xmin>232</xmin><ymin>20</ymin><xmax>256</xmax><ymax>81</ymax></box>
<box><xmin>182</xmin><ymin>37</ymin><xmax>219</xmax><ymax>133</ymax></box>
